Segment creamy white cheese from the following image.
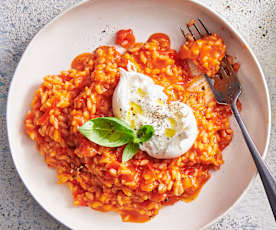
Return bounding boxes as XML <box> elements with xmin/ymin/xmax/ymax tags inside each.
<box><xmin>112</xmin><ymin>62</ymin><xmax>198</xmax><ymax>159</ymax></box>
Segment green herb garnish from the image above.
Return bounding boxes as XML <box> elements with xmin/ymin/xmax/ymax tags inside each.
<box><xmin>78</xmin><ymin>117</ymin><xmax>134</xmax><ymax>147</ymax></box>
<box><xmin>122</xmin><ymin>142</ymin><xmax>140</xmax><ymax>162</ymax></box>
<box><xmin>78</xmin><ymin>117</ymin><xmax>154</xmax><ymax>162</ymax></box>
<box><xmin>134</xmin><ymin>125</ymin><xmax>154</xmax><ymax>143</ymax></box>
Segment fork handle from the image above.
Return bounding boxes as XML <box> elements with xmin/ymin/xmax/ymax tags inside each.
<box><xmin>231</xmin><ymin>103</ymin><xmax>276</xmax><ymax>221</ymax></box>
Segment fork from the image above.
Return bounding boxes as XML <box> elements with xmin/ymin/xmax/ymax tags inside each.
<box><xmin>181</xmin><ymin>19</ymin><xmax>276</xmax><ymax>221</ymax></box>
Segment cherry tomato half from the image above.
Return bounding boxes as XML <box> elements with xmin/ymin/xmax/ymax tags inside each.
<box><xmin>115</xmin><ymin>29</ymin><xmax>136</xmax><ymax>49</ymax></box>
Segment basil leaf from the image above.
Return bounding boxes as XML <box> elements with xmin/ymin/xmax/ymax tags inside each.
<box><xmin>122</xmin><ymin>142</ymin><xmax>140</xmax><ymax>162</ymax></box>
<box><xmin>134</xmin><ymin>125</ymin><xmax>155</xmax><ymax>143</ymax></box>
<box><xmin>78</xmin><ymin>117</ymin><xmax>135</xmax><ymax>147</ymax></box>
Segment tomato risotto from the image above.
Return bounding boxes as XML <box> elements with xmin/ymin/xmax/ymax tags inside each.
<box><xmin>24</xmin><ymin>30</ymin><xmax>238</xmax><ymax>222</ymax></box>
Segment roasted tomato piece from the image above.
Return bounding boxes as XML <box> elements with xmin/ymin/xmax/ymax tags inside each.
<box><xmin>147</xmin><ymin>33</ymin><xmax>171</xmax><ymax>50</ymax></box>
<box><xmin>116</xmin><ymin>29</ymin><xmax>135</xmax><ymax>49</ymax></box>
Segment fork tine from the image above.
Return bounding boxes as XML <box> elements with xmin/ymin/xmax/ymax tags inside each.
<box><xmin>218</xmin><ymin>66</ymin><xmax>228</xmax><ymax>79</ymax></box>
<box><xmin>179</xmin><ymin>26</ymin><xmax>186</xmax><ymax>37</ymax></box>
<box><xmin>193</xmin><ymin>23</ymin><xmax>202</xmax><ymax>37</ymax></box>
<box><xmin>198</xmin><ymin>18</ymin><xmax>211</xmax><ymax>35</ymax></box>
<box><xmin>222</xmin><ymin>58</ymin><xmax>234</xmax><ymax>73</ymax></box>
<box><xmin>181</xmin><ymin>18</ymin><xmax>211</xmax><ymax>40</ymax></box>
<box><xmin>186</xmin><ymin>25</ymin><xmax>196</xmax><ymax>40</ymax></box>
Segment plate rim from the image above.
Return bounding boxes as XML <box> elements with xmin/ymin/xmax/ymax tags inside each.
<box><xmin>6</xmin><ymin>0</ymin><xmax>272</xmax><ymax>229</ymax></box>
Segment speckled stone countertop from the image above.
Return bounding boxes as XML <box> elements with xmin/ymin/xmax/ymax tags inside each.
<box><xmin>0</xmin><ymin>0</ymin><xmax>275</xmax><ymax>229</ymax></box>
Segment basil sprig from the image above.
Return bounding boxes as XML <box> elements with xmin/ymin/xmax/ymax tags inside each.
<box><xmin>78</xmin><ymin>117</ymin><xmax>154</xmax><ymax>162</ymax></box>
